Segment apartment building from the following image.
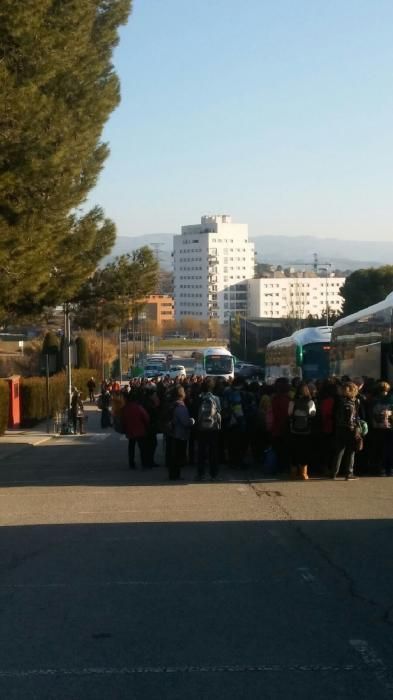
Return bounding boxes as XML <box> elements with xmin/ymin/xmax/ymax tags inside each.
<box><xmin>143</xmin><ymin>294</ymin><xmax>174</xmax><ymax>328</ymax></box>
<box><xmin>173</xmin><ymin>214</ymin><xmax>255</xmax><ymax>324</ymax></box>
<box><xmin>247</xmin><ymin>275</ymin><xmax>345</xmax><ymax>319</ymax></box>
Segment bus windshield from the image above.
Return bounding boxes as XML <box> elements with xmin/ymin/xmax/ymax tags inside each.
<box><xmin>205</xmin><ymin>355</ymin><xmax>233</xmax><ymax>375</ymax></box>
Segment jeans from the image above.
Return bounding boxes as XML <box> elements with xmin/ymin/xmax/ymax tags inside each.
<box><xmin>332</xmin><ymin>429</ymin><xmax>356</xmax><ymax>478</ymax></box>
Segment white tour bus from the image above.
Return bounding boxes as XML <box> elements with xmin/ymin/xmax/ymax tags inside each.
<box><xmin>193</xmin><ymin>347</ymin><xmax>234</xmax><ymax>380</ymax></box>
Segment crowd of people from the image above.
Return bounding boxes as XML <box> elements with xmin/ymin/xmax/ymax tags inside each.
<box><xmin>93</xmin><ymin>373</ymin><xmax>393</xmax><ymax>482</ymax></box>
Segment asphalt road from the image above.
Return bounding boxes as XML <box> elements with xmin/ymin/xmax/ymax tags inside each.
<box><xmin>0</xmin><ymin>406</ymin><xmax>392</xmax><ymax>699</ymax></box>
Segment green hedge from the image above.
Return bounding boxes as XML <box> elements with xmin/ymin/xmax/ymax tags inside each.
<box><xmin>0</xmin><ymin>381</ymin><xmax>9</xmax><ymax>435</ymax></box>
<box><xmin>20</xmin><ymin>369</ymin><xmax>98</xmax><ymax>425</ymax></box>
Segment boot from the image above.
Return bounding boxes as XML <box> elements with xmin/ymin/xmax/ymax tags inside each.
<box><xmin>299</xmin><ymin>465</ymin><xmax>309</xmax><ymax>480</ymax></box>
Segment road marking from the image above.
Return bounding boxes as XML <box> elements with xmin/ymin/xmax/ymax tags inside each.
<box><xmin>0</xmin><ymin>663</ymin><xmax>361</xmax><ymax>678</ymax></box>
<box><xmin>32</xmin><ymin>438</ymin><xmax>52</xmax><ymax>447</ymax></box>
<box><xmin>350</xmin><ymin>639</ymin><xmax>393</xmax><ymax>692</ymax></box>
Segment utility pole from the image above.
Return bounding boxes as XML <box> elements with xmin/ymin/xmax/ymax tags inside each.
<box><xmin>64</xmin><ymin>303</ymin><xmax>72</xmax><ymax>411</ymax></box>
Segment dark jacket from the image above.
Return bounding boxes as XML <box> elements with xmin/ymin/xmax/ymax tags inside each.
<box><xmin>71</xmin><ymin>392</ymin><xmax>84</xmax><ymax>417</ymax></box>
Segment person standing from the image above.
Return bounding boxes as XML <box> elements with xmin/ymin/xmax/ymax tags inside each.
<box><xmin>196</xmin><ymin>378</ymin><xmax>221</xmax><ymax>480</ymax></box>
<box><xmin>271</xmin><ymin>378</ymin><xmax>291</xmax><ymax>474</ymax></box>
<box><xmin>70</xmin><ymin>388</ymin><xmax>85</xmax><ymax>435</ymax></box>
<box><xmin>288</xmin><ymin>383</ymin><xmax>316</xmax><ymax>480</ymax></box>
<box><xmin>370</xmin><ymin>381</ymin><xmax>393</xmax><ymax>476</ymax></box>
<box><xmin>123</xmin><ymin>393</ymin><xmax>150</xmax><ymax>469</ymax></box>
<box><xmin>171</xmin><ymin>386</ymin><xmax>195</xmax><ymax>480</ymax></box>
<box><xmin>100</xmin><ymin>389</ymin><xmax>112</xmax><ymax>429</ymax></box>
<box><xmin>331</xmin><ymin>382</ymin><xmax>361</xmax><ymax>480</ymax></box>
<box><xmin>317</xmin><ymin>379</ymin><xmax>338</xmax><ymax>476</ymax></box>
<box><xmin>142</xmin><ymin>385</ymin><xmax>161</xmax><ymax>467</ymax></box>
<box><xmin>87</xmin><ymin>377</ymin><xmax>96</xmax><ymax>403</ymax></box>
<box><xmin>222</xmin><ymin>378</ymin><xmax>246</xmax><ymax>467</ymax></box>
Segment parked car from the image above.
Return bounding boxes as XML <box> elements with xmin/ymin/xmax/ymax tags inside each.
<box><xmin>167</xmin><ymin>364</ymin><xmax>187</xmax><ymax>379</ymax></box>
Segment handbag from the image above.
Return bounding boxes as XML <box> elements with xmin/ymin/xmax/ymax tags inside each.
<box><xmin>357</xmin><ymin>419</ymin><xmax>368</xmax><ymax>437</ymax></box>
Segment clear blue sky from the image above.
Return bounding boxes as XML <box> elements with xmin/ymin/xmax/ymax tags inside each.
<box><xmin>89</xmin><ymin>0</ymin><xmax>393</xmax><ymax>241</ymax></box>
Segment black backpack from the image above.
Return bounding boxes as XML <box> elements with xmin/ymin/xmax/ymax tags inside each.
<box><xmin>336</xmin><ymin>397</ymin><xmax>357</xmax><ymax>429</ymax></box>
<box><xmin>291</xmin><ymin>398</ymin><xmax>311</xmax><ymax>434</ymax></box>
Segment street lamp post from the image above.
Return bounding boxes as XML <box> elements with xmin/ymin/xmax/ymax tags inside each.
<box><xmin>64</xmin><ymin>303</ymin><xmax>72</xmax><ymax>411</ymax></box>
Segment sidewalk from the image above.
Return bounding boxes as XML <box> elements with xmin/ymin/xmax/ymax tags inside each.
<box><xmin>0</xmin><ymin>423</ymin><xmax>53</xmax><ymax>461</ymax></box>
<box><xmin>0</xmin><ymin>403</ymin><xmax>102</xmax><ymax>462</ymax></box>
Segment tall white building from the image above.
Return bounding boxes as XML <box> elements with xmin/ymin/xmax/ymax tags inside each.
<box><xmin>247</xmin><ymin>275</ymin><xmax>345</xmax><ymax>320</ymax></box>
<box><xmin>173</xmin><ymin>215</ymin><xmax>255</xmax><ymax>324</ymax></box>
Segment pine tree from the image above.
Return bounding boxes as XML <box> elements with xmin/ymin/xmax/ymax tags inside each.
<box><xmin>0</xmin><ymin>0</ymin><xmax>132</xmax><ymax>321</ymax></box>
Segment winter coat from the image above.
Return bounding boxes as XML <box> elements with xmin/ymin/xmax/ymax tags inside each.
<box><xmin>173</xmin><ymin>400</ymin><xmax>194</xmax><ymax>441</ymax></box>
<box><xmin>123</xmin><ymin>401</ymin><xmax>150</xmax><ymax>439</ymax></box>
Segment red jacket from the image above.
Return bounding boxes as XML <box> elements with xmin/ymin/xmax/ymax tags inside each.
<box><xmin>271</xmin><ymin>393</ymin><xmax>290</xmax><ymax>438</ymax></box>
<box><xmin>320</xmin><ymin>397</ymin><xmax>334</xmax><ymax>434</ymax></box>
<box><xmin>123</xmin><ymin>401</ymin><xmax>149</xmax><ymax>439</ymax></box>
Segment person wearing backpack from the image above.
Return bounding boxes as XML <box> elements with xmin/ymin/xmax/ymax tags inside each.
<box><xmin>370</xmin><ymin>381</ymin><xmax>393</xmax><ymax>476</ymax></box>
<box><xmin>196</xmin><ymin>378</ymin><xmax>222</xmax><ymax>480</ymax></box>
<box><xmin>331</xmin><ymin>382</ymin><xmax>361</xmax><ymax>480</ymax></box>
<box><xmin>288</xmin><ymin>383</ymin><xmax>316</xmax><ymax>480</ymax></box>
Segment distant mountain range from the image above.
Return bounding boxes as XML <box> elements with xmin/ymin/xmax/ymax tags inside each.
<box><xmin>105</xmin><ymin>233</ymin><xmax>393</xmax><ymax>272</ymax></box>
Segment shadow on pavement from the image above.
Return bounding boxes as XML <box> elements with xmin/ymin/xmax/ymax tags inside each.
<box><xmin>0</xmin><ymin>518</ymin><xmax>392</xmax><ymax>700</ymax></box>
